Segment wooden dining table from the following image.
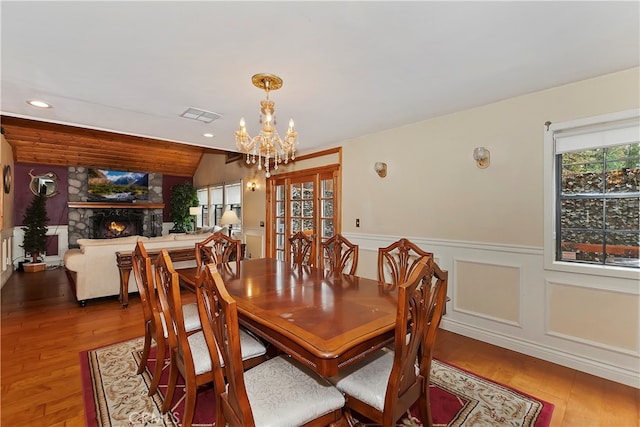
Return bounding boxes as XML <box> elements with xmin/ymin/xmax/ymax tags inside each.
<box><xmin>177</xmin><ymin>258</ymin><xmax>399</xmax><ymax>377</ymax></box>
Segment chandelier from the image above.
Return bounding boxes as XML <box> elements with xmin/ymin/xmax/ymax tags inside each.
<box><xmin>235</xmin><ymin>73</ymin><xmax>298</xmax><ymax>178</ymax></box>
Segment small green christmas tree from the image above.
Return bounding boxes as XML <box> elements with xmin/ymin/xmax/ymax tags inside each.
<box><xmin>21</xmin><ymin>190</ymin><xmax>49</xmax><ymax>263</ymax></box>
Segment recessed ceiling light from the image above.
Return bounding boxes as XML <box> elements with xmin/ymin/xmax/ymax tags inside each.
<box><xmin>27</xmin><ymin>99</ymin><xmax>52</xmax><ymax>108</ymax></box>
<box><xmin>203</xmin><ymin>133</ymin><xmax>214</xmax><ymax>138</ymax></box>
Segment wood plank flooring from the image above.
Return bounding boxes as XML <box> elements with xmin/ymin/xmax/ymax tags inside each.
<box><xmin>2</xmin><ymin>267</ymin><xmax>639</xmax><ymax>426</ymax></box>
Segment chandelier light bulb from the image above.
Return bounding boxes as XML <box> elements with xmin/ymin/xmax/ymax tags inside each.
<box><xmin>235</xmin><ymin>73</ymin><xmax>298</xmax><ymax>179</ymax></box>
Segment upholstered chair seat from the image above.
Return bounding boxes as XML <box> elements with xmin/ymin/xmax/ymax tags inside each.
<box><xmin>330</xmin><ymin>348</ymin><xmax>416</xmax><ymax>412</ymax></box>
<box><xmin>243</xmin><ymin>356</ymin><xmax>345</xmax><ymax>426</ymax></box>
<box><xmin>186</xmin><ymin>329</ymin><xmax>267</xmax><ymax>376</ymax></box>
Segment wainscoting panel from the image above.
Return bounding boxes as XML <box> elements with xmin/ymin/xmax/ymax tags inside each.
<box><xmin>243</xmin><ymin>227</ymin><xmax>265</xmax><ymax>259</ymax></box>
<box><xmin>1</xmin><ymin>230</ymin><xmax>13</xmax><ymax>288</ymax></box>
<box><xmin>454</xmin><ymin>259</ymin><xmax>521</xmax><ymax>326</ymax></box>
<box><xmin>12</xmin><ymin>225</ymin><xmax>68</xmax><ymax>268</ymax></box>
<box><xmin>547</xmin><ymin>280</ymin><xmax>639</xmax><ymax>353</ymax></box>
<box><xmin>342</xmin><ymin>232</ymin><xmax>640</xmax><ymax>388</ymax></box>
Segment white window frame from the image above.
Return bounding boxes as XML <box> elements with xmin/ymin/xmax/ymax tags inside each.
<box><xmin>195</xmin><ymin>180</ymin><xmax>243</xmax><ymax>232</ymax></box>
<box><xmin>544</xmin><ymin>108</ymin><xmax>640</xmax><ymax>280</ymax></box>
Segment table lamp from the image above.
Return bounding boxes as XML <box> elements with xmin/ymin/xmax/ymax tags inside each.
<box><xmin>220</xmin><ymin>209</ymin><xmax>240</xmax><ymax>237</ymax></box>
<box><xmin>189</xmin><ymin>206</ymin><xmax>200</xmax><ymax>231</ymax></box>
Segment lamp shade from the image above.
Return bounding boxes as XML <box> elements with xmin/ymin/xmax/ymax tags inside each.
<box><xmin>189</xmin><ymin>206</ymin><xmax>201</xmax><ymax>215</ymax></box>
<box><xmin>220</xmin><ymin>209</ymin><xmax>241</xmax><ymax>226</ymax></box>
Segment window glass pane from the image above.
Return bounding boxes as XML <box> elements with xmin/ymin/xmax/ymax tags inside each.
<box><xmin>561</xmin><ymin>163</ymin><xmax>604</xmax><ymax>195</ymax></box>
<box><xmin>291</xmin><ymin>201</ymin><xmax>301</xmax><ymax>217</ymax></box>
<box><xmin>558</xmin><ymin>142</ymin><xmax>639</xmax><ymax>268</ymax></box>
<box><xmin>291</xmin><ymin>218</ymin><xmax>301</xmax><ymax>233</ymax></box>
<box><xmin>605</xmin><ymin>231</ymin><xmax>640</xmax><ymax>267</ymax></box>
<box><xmin>560</xmin><ymin>198</ymin><xmax>603</xmax><ymax>230</ymax></box>
<box><xmin>560</xmin><ymin>231</ymin><xmax>605</xmax><ymax>264</ymax></box>
<box><xmin>322</xmin><ymin>219</ymin><xmax>334</xmax><ymax>238</ymax></box>
<box><xmin>276</xmin><ymin>233</ymin><xmax>285</xmax><ymax>250</ymax></box>
<box><xmin>276</xmin><ymin>201</ymin><xmax>285</xmax><ymax>217</ymax></box>
<box><xmin>226</xmin><ymin>183</ymin><xmax>241</xmax><ymax>205</ymax></box>
<box><xmin>291</xmin><ymin>183</ymin><xmax>302</xmax><ymax>200</ymax></box>
<box><xmin>197</xmin><ymin>189</ymin><xmax>208</xmax><ymax>205</ymax></box>
<box><xmin>302</xmin><ymin>201</ymin><xmax>314</xmax><ymax>218</ymax></box>
<box><xmin>322</xmin><ymin>199</ymin><xmax>334</xmax><ymax>218</ymax></box>
<box><xmin>276</xmin><ymin>217</ymin><xmax>285</xmax><ymax>235</ymax></box>
<box><xmin>322</xmin><ymin>179</ymin><xmax>334</xmax><ymax>197</ymax></box>
<box><xmin>276</xmin><ymin>184</ymin><xmax>285</xmax><ymax>201</ymax></box>
<box><xmin>302</xmin><ymin>219</ymin><xmax>314</xmax><ymax>231</ymax></box>
<box><xmin>302</xmin><ymin>182</ymin><xmax>314</xmax><ymax>199</ymax></box>
<box><xmin>605</xmin><ymin>197</ymin><xmax>639</xmax><ymax>230</ymax></box>
<box><xmin>210</xmin><ymin>186</ymin><xmax>223</xmax><ymax>204</ymax></box>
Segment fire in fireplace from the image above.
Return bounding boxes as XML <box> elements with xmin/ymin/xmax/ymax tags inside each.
<box><xmin>91</xmin><ymin>210</ymin><xmax>143</xmax><ymax>239</ymax></box>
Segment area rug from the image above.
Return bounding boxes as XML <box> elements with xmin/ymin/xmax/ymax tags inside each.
<box><xmin>80</xmin><ymin>337</ymin><xmax>553</xmax><ymax>427</ymax></box>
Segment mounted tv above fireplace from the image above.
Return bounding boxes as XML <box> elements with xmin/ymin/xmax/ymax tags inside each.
<box><xmin>87</xmin><ymin>168</ymin><xmax>149</xmax><ymax>202</ymax></box>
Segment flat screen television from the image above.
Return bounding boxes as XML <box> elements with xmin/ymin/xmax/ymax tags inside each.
<box><xmin>87</xmin><ymin>168</ymin><xmax>149</xmax><ymax>202</ymax></box>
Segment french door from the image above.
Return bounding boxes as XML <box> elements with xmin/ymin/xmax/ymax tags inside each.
<box><xmin>266</xmin><ymin>165</ymin><xmax>340</xmax><ymax>265</ymax></box>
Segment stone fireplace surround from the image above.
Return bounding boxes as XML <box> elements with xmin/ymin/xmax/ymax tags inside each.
<box><xmin>67</xmin><ymin>167</ymin><xmax>164</xmax><ymax>248</ymax></box>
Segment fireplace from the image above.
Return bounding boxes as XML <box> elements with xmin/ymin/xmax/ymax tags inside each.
<box><xmin>91</xmin><ymin>210</ymin><xmax>143</xmax><ymax>239</ymax></box>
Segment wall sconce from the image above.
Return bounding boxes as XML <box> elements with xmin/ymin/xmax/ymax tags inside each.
<box><xmin>374</xmin><ymin>162</ymin><xmax>387</xmax><ymax>178</ymax></box>
<box><xmin>247</xmin><ymin>181</ymin><xmax>257</xmax><ymax>192</ymax></box>
<box><xmin>473</xmin><ymin>147</ymin><xmax>490</xmax><ymax>169</ymax></box>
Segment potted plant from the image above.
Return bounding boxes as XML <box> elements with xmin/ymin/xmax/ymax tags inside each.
<box><xmin>169</xmin><ymin>181</ymin><xmax>198</xmax><ymax>233</ymax></box>
<box><xmin>21</xmin><ymin>189</ymin><xmax>49</xmax><ymax>266</ymax></box>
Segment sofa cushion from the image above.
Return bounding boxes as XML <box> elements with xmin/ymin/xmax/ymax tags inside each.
<box><xmin>77</xmin><ymin>235</ymin><xmax>141</xmax><ymax>247</ymax></box>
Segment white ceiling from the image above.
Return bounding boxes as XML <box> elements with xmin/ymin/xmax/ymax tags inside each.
<box><xmin>2</xmin><ymin>1</ymin><xmax>639</xmax><ymax>155</ymax></box>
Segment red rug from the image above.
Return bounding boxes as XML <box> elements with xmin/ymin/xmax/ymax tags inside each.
<box><xmin>80</xmin><ymin>337</ymin><xmax>553</xmax><ymax>426</ymax></box>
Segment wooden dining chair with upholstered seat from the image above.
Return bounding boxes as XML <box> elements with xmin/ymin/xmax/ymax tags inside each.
<box><xmin>196</xmin><ymin>263</ymin><xmax>346</xmax><ymax>427</ymax></box>
<box><xmin>289</xmin><ymin>230</ymin><xmax>315</xmax><ymax>267</ymax></box>
<box><xmin>195</xmin><ymin>232</ymin><xmax>241</xmax><ymax>266</ymax></box>
<box><xmin>320</xmin><ymin>233</ymin><xmax>359</xmax><ymax>275</ymax></box>
<box><xmin>329</xmin><ymin>257</ymin><xmax>448</xmax><ymax>427</ymax></box>
<box><xmin>132</xmin><ymin>241</ymin><xmax>166</xmax><ymax>396</ymax></box>
<box><xmin>133</xmin><ymin>241</ymin><xmax>201</xmax><ymax>396</ymax></box>
<box><xmin>154</xmin><ymin>251</ymin><xmax>267</xmax><ymax>427</ymax></box>
<box><xmin>377</xmin><ymin>238</ymin><xmax>433</xmax><ymax>287</ymax></box>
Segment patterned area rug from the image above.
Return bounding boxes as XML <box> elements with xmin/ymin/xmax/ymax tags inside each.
<box><xmin>80</xmin><ymin>337</ymin><xmax>553</xmax><ymax>426</ymax></box>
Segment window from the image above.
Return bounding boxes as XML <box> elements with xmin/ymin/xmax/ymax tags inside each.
<box><xmin>195</xmin><ymin>181</ymin><xmax>243</xmax><ymax>233</ymax></box>
<box><xmin>545</xmin><ymin>109</ymin><xmax>639</xmax><ymax>277</ymax></box>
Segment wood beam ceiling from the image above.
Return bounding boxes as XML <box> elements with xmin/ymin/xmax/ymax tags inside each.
<box><xmin>0</xmin><ymin>116</ymin><xmax>228</xmax><ymax>177</ymax></box>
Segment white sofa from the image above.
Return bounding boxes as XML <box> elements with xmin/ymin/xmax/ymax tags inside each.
<box><xmin>64</xmin><ymin>232</ymin><xmax>215</xmax><ymax>305</ymax></box>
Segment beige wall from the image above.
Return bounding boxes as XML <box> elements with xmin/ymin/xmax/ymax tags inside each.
<box><xmin>342</xmin><ymin>67</ymin><xmax>640</xmax><ymax>246</ymax></box>
<box><xmin>1</xmin><ymin>134</ymin><xmax>15</xmax><ymax>287</ymax></box>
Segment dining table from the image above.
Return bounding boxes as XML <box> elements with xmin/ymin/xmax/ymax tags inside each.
<box><xmin>177</xmin><ymin>258</ymin><xmax>399</xmax><ymax>377</ymax></box>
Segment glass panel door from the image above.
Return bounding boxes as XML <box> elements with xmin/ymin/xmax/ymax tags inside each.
<box><xmin>267</xmin><ymin>165</ymin><xmax>340</xmax><ymax>265</ymax></box>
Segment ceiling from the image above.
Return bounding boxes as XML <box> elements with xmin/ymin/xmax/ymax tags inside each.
<box><xmin>1</xmin><ymin>2</ymin><xmax>639</xmax><ymax>166</ymax></box>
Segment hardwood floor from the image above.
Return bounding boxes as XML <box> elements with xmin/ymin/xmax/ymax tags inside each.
<box><xmin>1</xmin><ymin>267</ymin><xmax>638</xmax><ymax>426</ymax></box>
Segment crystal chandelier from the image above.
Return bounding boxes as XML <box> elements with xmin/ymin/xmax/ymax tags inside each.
<box><xmin>235</xmin><ymin>73</ymin><xmax>298</xmax><ymax>178</ymax></box>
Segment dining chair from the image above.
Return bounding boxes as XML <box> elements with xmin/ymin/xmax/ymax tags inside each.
<box><xmin>132</xmin><ymin>241</ymin><xmax>201</xmax><ymax>396</ymax></box>
<box><xmin>154</xmin><ymin>251</ymin><xmax>267</xmax><ymax>427</ymax></box>
<box><xmin>329</xmin><ymin>257</ymin><xmax>448</xmax><ymax>427</ymax></box>
<box><xmin>289</xmin><ymin>230</ymin><xmax>315</xmax><ymax>267</ymax></box>
<box><xmin>196</xmin><ymin>263</ymin><xmax>346</xmax><ymax>427</ymax></box>
<box><xmin>320</xmin><ymin>233</ymin><xmax>359</xmax><ymax>275</ymax></box>
<box><xmin>377</xmin><ymin>238</ymin><xmax>433</xmax><ymax>287</ymax></box>
<box><xmin>132</xmin><ymin>241</ymin><xmax>167</xmax><ymax>396</ymax></box>
<box><xmin>195</xmin><ymin>232</ymin><xmax>242</xmax><ymax>266</ymax></box>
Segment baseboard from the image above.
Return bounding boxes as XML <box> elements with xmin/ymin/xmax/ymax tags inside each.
<box><xmin>441</xmin><ymin>318</ymin><xmax>640</xmax><ymax>389</ymax></box>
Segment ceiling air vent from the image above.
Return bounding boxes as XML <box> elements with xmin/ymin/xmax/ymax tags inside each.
<box><xmin>180</xmin><ymin>107</ymin><xmax>222</xmax><ymax>123</ymax></box>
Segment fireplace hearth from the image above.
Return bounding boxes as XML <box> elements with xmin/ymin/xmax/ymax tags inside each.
<box><xmin>91</xmin><ymin>210</ymin><xmax>143</xmax><ymax>239</ymax></box>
